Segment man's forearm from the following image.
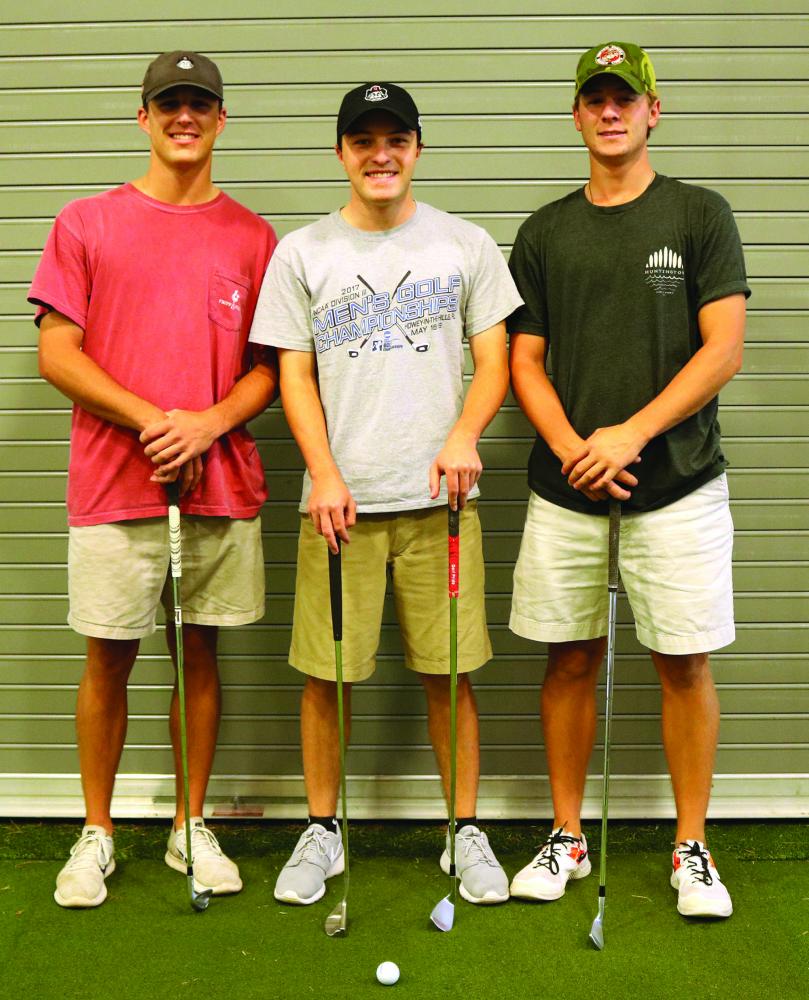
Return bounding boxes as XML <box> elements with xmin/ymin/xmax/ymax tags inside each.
<box><xmin>39</xmin><ymin>336</ymin><xmax>164</xmax><ymax>431</ymax></box>
<box><xmin>511</xmin><ymin>355</ymin><xmax>584</xmax><ymax>463</ymax></box>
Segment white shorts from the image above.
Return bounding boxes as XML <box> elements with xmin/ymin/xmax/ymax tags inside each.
<box><xmin>509</xmin><ymin>475</ymin><xmax>735</xmax><ymax>655</ymax></box>
<box><xmin>68</xmin><ymin>515</ymin><xmax>265</xmax><ymax>640</ymax></box>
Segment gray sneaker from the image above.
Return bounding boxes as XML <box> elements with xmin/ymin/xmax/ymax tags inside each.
<box><xmin>439</xmin><ymin>825</ymin><xmax>509</xmax><ymax>904</ymax></box>
<box><xmin>274</xmin><ymin>823</ymin><xmax>344</xmax><ymax>905</ymax></box>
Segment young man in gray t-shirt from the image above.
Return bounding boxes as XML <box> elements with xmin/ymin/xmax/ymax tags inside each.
<box><xmin>250</xmin><ymin>83</ymin><xmax>523</xmax><ymax>908</ymax></box>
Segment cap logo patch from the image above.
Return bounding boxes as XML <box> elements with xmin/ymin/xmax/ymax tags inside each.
<box><xmin>177</xmin><ymin>57</ymin><xmax>194</xmax><ymax>70</ymax></box>
<box><xmin>365</xmin><ymin>85</ymin><xmax>389</xmax><ymax>103</ymax></box>
<box><xmin>596</xmin><ymin>45</ymin><xmax>626</xmax><ymax>66</ymax></box>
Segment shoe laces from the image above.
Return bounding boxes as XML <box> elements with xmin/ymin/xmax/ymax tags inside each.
<box><xmin>677</xmin><ymin>841</ymin><xmax>714</xmax><ymax>886</ymax></box>
<box><xmin>65</xmin><ymin>830</ymin><xmax>112</xmax><ymax>873</ymax></box>
<box><xmin>532</xmin><ymin>825</ymin><xmax>581</xmax><ymax>875</ymax></box>
<box><xmin>188</xmin><ymin>823</ymin><xmax>224</xmax><ymax>859</ymax></box>
<box><xmin>456</xmin><ymin>827</ymin><xmax>499</xmax><ymax>868</ymax></box>
<box><xmin>292</xmin><ymin>825</ymin><xmax>334</xmax><ymax>865</ymax></box>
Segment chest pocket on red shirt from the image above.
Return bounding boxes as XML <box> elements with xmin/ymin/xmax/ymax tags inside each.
<box><xmin>209</xmin><ymin>269</ymin><xmax>250</xmax><ymax>332</ymax></box>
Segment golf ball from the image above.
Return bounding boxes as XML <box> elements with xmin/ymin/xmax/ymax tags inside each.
<box><xmin>376</xmin><ymin>961</ymin><xmax>400</xmax><ymax>986</ymax></box>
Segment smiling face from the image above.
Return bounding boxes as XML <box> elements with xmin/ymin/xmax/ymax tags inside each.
<box><xmin>336</xmin><ymin>111</ymin><xmax>422</xmax><ymax>220</ymax></box>
<box><xmin>137</xmin><ymin>85</ymin><xmax>226</xmax><ymax>172</ymax></box>
<box><xmin>573</xmin><ymin>76</ymin><xmax>659</xmax><ymax>166</ymax></box>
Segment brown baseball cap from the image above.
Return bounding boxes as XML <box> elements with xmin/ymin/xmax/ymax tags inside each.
<box><xmin>142</xmin><ymin>51</ymin><xmax>224</xmax><ymax>105</ymax></box>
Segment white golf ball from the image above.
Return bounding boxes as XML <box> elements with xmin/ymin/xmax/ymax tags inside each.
<box><xmin>376</xmin><ymin>961</ymin><xmax>400</xmax><ymax>986</ymax></box>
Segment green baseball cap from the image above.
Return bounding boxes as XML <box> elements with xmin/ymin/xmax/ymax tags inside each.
<box><xmin>575</xmin><ymin>42</ymin><xmax>657</xmax><ymax>96</ymax></box>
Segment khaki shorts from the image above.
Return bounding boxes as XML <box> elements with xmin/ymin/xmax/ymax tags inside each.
<box><xmin>290</xmin><ymin>503</ymin><xmax>492</xmax><ymax>682</ymax></box>
<box><xmin>510</xmin><ymin>475</ymin><xmax>735</xmax><ymax>655</ymax></box>
<box><xmin>68</xmin><ymin>515</ymin><xmax>265</xmax><ymax>640</ymax></box>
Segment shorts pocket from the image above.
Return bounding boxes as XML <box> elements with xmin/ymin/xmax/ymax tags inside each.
<box><xmin>208</xmin><ymin>269</ymin><xmax>250</xmax><ymax>332</ymax></box>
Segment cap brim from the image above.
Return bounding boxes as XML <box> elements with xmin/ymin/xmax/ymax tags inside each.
<box><xmin>576</xmin><ymin>67</ymin><xmax>646</xmax><ymax>96</ymax></box>
<box><xmin>143</xmin><ymin>81</ymin><xmax>222</xmax><ymax>104</ymax></box>
<box><xmin>340</xmin><ymin>108</ymin><xmax>418</xmax><ymax>136</ymax></box>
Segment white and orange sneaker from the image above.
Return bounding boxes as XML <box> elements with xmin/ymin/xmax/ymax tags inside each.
<box><xmin>671</xmin><ymin>840</ymin><xmax>733</xmax><ymax>918</ymax></box>
<box><xmin>510</xmin><ymin>826</ymin><xmax>591</xmax><ymax>901</ymax></box>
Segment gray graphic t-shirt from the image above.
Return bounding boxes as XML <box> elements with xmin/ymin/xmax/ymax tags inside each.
<box><xmin>250</xmin><ymin>203</ymin><xmax>523</xmax><ymax>513</ymax></box>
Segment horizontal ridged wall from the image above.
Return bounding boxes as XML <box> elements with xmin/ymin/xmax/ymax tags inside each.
<box><xmin>1</xmin><ymin>2</ymin><xmax>807</xmax><ymax>818</ymax></box>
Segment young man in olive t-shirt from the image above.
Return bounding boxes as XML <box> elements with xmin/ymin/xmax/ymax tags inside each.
<box><xmin>507</xmin><ymin>42</ymin><xmax>749</xmax><ymax>919</ymax></box>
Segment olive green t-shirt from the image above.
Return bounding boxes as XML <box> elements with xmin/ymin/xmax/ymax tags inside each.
<box><xmin>507</xmin><ymin>174</ymin><xmax>751</xmax><ymax>514</ymax></box>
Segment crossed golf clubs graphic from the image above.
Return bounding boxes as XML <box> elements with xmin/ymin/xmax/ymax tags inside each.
<box><xmin>347</xmin><ymin>270</ymin><xmax>430</xmax><ymax>357</ymax></box>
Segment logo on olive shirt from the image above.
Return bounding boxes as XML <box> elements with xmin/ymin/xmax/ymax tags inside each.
<box><xmin>645</xmin><ymin>246</ymin><xmax>684</xmax><ymax>295</ymax></box>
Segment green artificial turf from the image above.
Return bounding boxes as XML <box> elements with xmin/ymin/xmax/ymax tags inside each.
<box><xmin>1</xmin><ymin>821</ymin><xmax>807</xmax><ymax>1000</ymax></box>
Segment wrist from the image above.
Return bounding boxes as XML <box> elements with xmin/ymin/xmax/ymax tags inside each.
<box><xmin>625</xmin><ymin>414</ymin><xmax>653</xmax><ymax>449</ymax></box>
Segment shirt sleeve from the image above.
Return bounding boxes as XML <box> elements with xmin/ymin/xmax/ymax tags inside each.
<box><xmin>464</xmin><ymin>229</ymin><xmax>524</xmax><ymax>337</ymax></box>
<box><xmin>506</xmin><ymin>218</ymin><xmax>547</xmax><ymax>337</ymax></box>
<box><xmin>249</xmin><ymin>240</ymin><xmax>315</xmax><ymax>351</ymax></box>
<box><xmin>28</xmin><ymin>208</ymin><xmax>91</xmax><ymax>329</ymax></box>
<box><xmin>692</xmin><ymin>192</ymin><xmax>751</xmax><ymax>310</ymax></box>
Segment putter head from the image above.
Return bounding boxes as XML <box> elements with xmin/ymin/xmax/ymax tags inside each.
<box><xmin>589</xmin><ymin>914</ymin><xmax>604</xmax><ymax>950</ymax></box>
<box><xmin>430</xmin><ymin>895</ymin><xmax>455</xmax><ymax>932</ymax></box>
<box><xmin>187</xmin><ymin>876</ymin><xmax>212</xmax><ymax>912</ymax></box>
<box><xmin>324</xmin><ymin>899</ymin><xmax>347</xmax><ymax>937</ymax></box>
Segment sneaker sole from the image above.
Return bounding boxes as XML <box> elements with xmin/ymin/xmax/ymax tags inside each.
<box><xmin>273</xmin><ymin>852</ymin><xmax>345</xmax><ymax>905</ymax></box>
<box><xmin>54</xmin><ymin>858</ymin><xmax>115</xmax><ymax>908</ymax></box>
<box><xmin>439</xmin><ymin>849</ymin><xmax>509</xmax><ymax>905</ymax></box>
<box><xmin>164</xmin><ymin>850</ymin><xmax>243</xmax><ymax>894</ymax></box>
<box><xmin>509</xmin><ymin>857</ymin><xmax>592</xmax><ymax>901</ymax></box>
<box><xmin>671</xmin><ymin>873</ymin><xmax>732</xmax><ymax>918</ymax></box>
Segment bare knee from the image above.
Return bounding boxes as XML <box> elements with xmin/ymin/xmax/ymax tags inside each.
<box><xmin>85</xmin><ymin>637</ymin><xmax>139</xmax><ymax>683</ymax></box>
<box><xmin>545</xmin><ymin>639</ymin><xmax>605</xmax><ymax>685</ymax></box>
<box><xmin>303</xmin><ymin>675</ymin><xmax>352</xmax><ymax>706</ymax></box>
<box><xmin>653</xmin><ymin>652</ymin><xmax>712</xmax><ymax>692</ymax></box>
<box><xmin>420</xmin><ymin>672</ymin><xmax>472</xmax><ymax>705</ymax></box>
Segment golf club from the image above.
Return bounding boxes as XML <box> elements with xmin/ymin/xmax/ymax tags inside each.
<box><xmin>324</xmin><ymin>539</ymin><xmax>350</xmax><ymax>936</ymax></box>
<box><xmin>589</xmin><ymin>499</ymin><xmax>621</xmax><ymax>949</ymax></box>
<box><xmin>165</xmin><ymin>480</ymin><xmax>212</xmax><ymax>913</ymax></box>
<box><xmin>430</xmin><ymin>503</ymin><xmax>460</xmax><ymax>932</ymax></box>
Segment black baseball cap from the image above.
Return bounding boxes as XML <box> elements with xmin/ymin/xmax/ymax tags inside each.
<box><xmin>336</xmin><ymin>83</ymin><xmax>421</xmax><ymax>142</ymax></box>
<box><xmin>142</xmin><ymin>51</ymin><xmax>224</xmax><ymax>105</ymax></box>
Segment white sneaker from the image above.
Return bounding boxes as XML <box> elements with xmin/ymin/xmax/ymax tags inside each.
<box><xmin>274</xmin><ymin>823</ymin><xmax>344</xmax><ymax>905</ymax></box>
<box><xmin>671</xmin><ymin>840</ymin><xmax>732</xmax><ymax>918</ymax></box>
<box><xmin>165</xmin><ymin>818</ymin><xmax>242</xmax><ymax>894</ymax></box>
<box><xmin>509</xmin><ymin>826</ymin><xmax>591</xmax><ymax>901</ymax></box>
<box><xmin>439</xmin><ymin>825</ymin><xmax>509</xmax><ymax>904</ymax></box>
<box><xmin>54</xmin><ymin>825</ymin><xmax>115</xmax><ymax>908</ymax></box>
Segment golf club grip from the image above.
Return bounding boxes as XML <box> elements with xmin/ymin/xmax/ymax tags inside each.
<box><xmin>166</xmin><ymin>484</ymin><xmax>182</xmax><ymax>578</ymax></box>
<box><xmin>328</xmin><ymin>542</ymin><xmax>342</xmax><ymax>641</ymax></box>
<box><xmin>608</xmin><ymin>500</ymin><xmax>621</xmax><ymax>590</ymax></box>
<box><xmin>448</xmin><ymin>506</ymin><xmax>459</xmax><ymax>598</ymax></box>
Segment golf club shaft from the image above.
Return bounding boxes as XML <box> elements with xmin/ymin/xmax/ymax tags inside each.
<box><xmin>328</xmin><ymin>544</ymin><xmax>349</xmax><ymax>893</ymax></box>
<box><xmin>597</xmin><ymin>500</ymin><xmax>621</xmax><ymax>895</ymax></box>
<box><xmin>166</xmin><ymin>483</ymin><xmax>195</xmax><ymax>885</ymax></box>
<box><xmin>448</xmin><ymin>506</ymin><xmax>460</xmax><ymax>885</ymax></box>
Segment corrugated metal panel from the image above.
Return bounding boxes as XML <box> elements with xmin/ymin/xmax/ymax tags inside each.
<box><xmin>0</xmin><ymin>3</ymin><xmax>806</xmax><ymax>818</ymax></box>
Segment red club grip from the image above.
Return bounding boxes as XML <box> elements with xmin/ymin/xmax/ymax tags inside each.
<box><xmin>448</xmin><ymin>507</ymin><xmax>460</xmax><ymax>598</ymax></box>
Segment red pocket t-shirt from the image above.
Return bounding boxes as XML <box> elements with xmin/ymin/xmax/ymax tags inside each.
<box><xmin>29</xmin><ymin>184</ymin><xmax>277</xmax><ymax>525</ymax></box>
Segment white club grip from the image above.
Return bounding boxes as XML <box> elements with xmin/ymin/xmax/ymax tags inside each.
<box><xmin>169</xmin><ymin>506</ymin><xmax>182</xmax><ymax>577</ymax></box>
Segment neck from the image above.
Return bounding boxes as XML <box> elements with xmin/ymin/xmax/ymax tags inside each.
<box><xmin>341</xmin><ymin>194</ymin><xmax>417</xmax><ymax>232</ymax></box>
<box><xmin>132</xmin><ymin>156</ymin><xmax>219</xmax><ymax>206</ymax></box>
<box><xmin>586</xmin><ymin>152</ymin><xmax>656</xmax><ymax>207</ymax></box>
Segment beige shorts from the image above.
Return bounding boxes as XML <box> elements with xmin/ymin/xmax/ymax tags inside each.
<box><xmin>68</xmin><ymin>515</ymin><xmax>265</xmax><ymax>640</ymax></box>
<box><xmin>510</xmin><ymin>475</ymin><xmax>735</xmax><ymax>655</ymax></box>
<box><xmin>289</xmin><ymin>503</ymin><xmax>492</xmax><ymax>682</ymax></box>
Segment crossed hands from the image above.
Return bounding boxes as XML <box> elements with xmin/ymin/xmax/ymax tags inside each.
<box><xmin>139</xmin><ymin>409</ymin><xmax>220</xmax><ymax>497</ymax></box>
<box><xmin>561</xmin><ymin>422</ymin><xmax>647</xmax><ymax>502</ymax></box>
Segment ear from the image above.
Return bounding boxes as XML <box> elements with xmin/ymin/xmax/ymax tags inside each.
<box><xmin>335</xmin><ymin>141</ymin><xmax>344</xmax><ymax>164</ymax></box>
<box><xmin>647</xmin><ymin>97</ymin><xmax>661</xmax><ymax>132</ymax></box>
<box><xmin>572</xmin><ymin>101</ymin><xmax>583</xmax><ymax>134</ymax></box>
<box><xmin>137</xmin><ymin>105</ymin><xmax>151</xmax><ymax>137</ymax></box>
<box><xmin>216</xmin><ymin>105</ymin><xmax>227</xmax><ymax>136</ymax></box>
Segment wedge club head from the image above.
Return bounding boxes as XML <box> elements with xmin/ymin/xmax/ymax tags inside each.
<box><xmin>589</xmin><ymin>900</ymin><xmax>605</xmax><ymax>949</ymax></box>
<box><xmin>324</xmin><ymin>898</ymin><xmax>347</xmax><ymax>936</ymax></box>
<box><xmin>430</xmin><ymin>895</ymin><xmax>455</xmax><ymax>932</ymax></box>
<box><xmin>187</xmin><ymin>874</ymin><xmax>212</xmax><ymax>912</ymax></box>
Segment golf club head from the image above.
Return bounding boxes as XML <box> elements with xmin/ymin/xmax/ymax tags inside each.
<box><xmin>430</xmin><ymin>895</ymin><xmax>455</xmax><ymax>932</ymax></box>
<box><xmin>324</xmin><ymin>899</ymin><xmax>347</xmax><ymax>936</ymax></box>
<box><xmin>588</xmin><ymin>914</ymin><xmax>604</xmax><ymax>950</ymax></box>
<box><xmin>187</xmin><ymin>876</ymin><xmax>212</xmax><ymax>912</ymax></box>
